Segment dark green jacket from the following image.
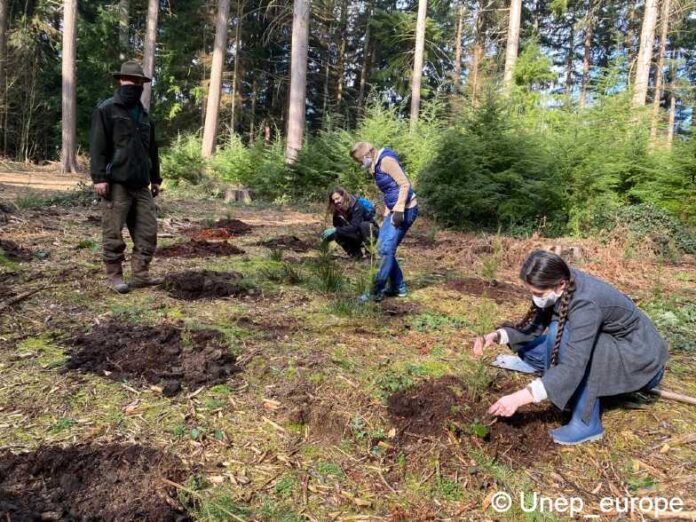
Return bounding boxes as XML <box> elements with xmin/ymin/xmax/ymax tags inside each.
<box><xmin>89</xmin><ymin>91</ymin><xmax>161</xmax><ymax>188</ymax></box>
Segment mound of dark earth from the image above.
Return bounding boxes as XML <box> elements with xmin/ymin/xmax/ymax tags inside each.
<box><xmin>66</xmin><ymin>321</ymin><xmax>241</xmax><ymax>395</ymax></box>
<box><xmin>0</xmin><ymin>443</ymin><xmax>190</xmax><ymax>521</ymax></box>
<box><xmin>444</xmin><ymin>277</ymin><xmax>527</xmax><ymax>303</ymax></box>
<box><xmin>156</xmin><ymin>239</ymin><xmax>245</xmax><ymax>258</ymax></box>
<box><xmin>388</xmin><ymin>376</ymin><xmax>563</xmax><ymax>466</ymax></box>
<box><xmin>162</xmin><ymin>270</ymin><xmax>256</xmax><ymax>300</ymax></box>
<box><xmin>183</xmin><ymin>218</ymin><xmax>253</xmax><ymax>240</ymax></box>
<box><xmin>0</xmin><ymin>240</ymin><xmax>33</xmax><ymax>262</ymax></box>
<box><xmin>257</xmin><ymin>235</ymin><xmax>313</xmax><ymax>253</ymax></box>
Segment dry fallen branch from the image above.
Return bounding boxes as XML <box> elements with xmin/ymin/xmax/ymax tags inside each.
<box><xmin>0</xmin><ymin>287</ymin><xmax>47</xmax><ymax>313</ymax></box>
<box><xmin>649</xmin><ymin>388</ymin><xmax>696</xmax><ymax>406</ymax></box>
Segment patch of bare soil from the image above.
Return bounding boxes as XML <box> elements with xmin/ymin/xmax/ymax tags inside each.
<box><xmin>444</xmin><ymin>277</ymin><xmax>527</xmax><ymax>304</ymax></box>
<box><xmin>156</xmin><ymin>239</ymin><xmax>245</xmax><ymax>258</ymax></box>
<box><xmin>162</xmin><ymin>270</ymin><xmax>256</xmax><ymax>301</ymax></box>
<box><xmin>183</xmin><ymin>218</ymin><xmax>254</xmax><ymax>240</ymax></box>
<box><xmin>257</xmin><ymin>235</ymin><xmax>314</xmax><ymax>253</ymax></box>
<box><xmin>388</xmin><ymin>376</ymin><xmax>562</xmax><ymax>466</ymax></box>
<box><xmin>65</xmin><ymin>321</ymin><xmax>241</xmax><ymax>396</ymax></box>
<box><xmin>0</xmin><ymin>443</ymin><xmax>190</xmax><ymax>521</ymax></box>
<box><xmin>272</xmin><ymin>381</ymin><xmax>347</xmax><ymax>443</ymax></box>
<box><xmin>0</xmin><ymin>239</ymin><xmax>33</xmax><ymax>262</ymax></box>
<box><xmin>235</xmin><ymin>315</ymin><xmax>302</xmax><ymax>341</ymax></box>
<box><xmin>380</xmin><ymin>300</ymin><xmax>422</xmax><ymax>317</ymax></box>
<box><xmin>213</xmin><ymin>218</ymin><xmax>254</xmax><ymax>234</ymax></box>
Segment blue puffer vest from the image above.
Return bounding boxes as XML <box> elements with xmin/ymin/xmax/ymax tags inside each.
<box><xmin>374</xmin><ymin>148</ymin><xmax>414</xmax><ymax>210</ymax></box>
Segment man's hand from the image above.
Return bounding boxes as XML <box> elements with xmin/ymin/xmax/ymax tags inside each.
<box><xmin>322</xmin><ymin>227</ymin><xmax>337</xmax><ymax>241</ymax></box>
<box><xmin>488</xmin><ymin>388</ymin><xmax>534</xmax><ymax>417</ymax></box>
<box><xmin>151</xmin><ymin>184</ymin><xmax>161</xmax><ymax>198</ymax></box>
<box><xmin>392</xmin><ymin>211</ymin><xmax>404</xmax><ymax>226</ymax></box>
<box><xmin>472</xmin><ymin>331</ymin><xmax>499</xmax><ymax>357</ymax></box>
<box><xmin>94</xmin><ymin>182</ymin><xmax>109</xmax><ymax>198</ymax></box>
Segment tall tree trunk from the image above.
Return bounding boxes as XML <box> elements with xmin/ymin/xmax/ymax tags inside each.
<box><xmin>357</xmin><ymin>0</ymin><xmax>373</xmax><ymax>109</ymax></box>
<box><xmin>532</xmin><ymin>0</ymin><xmax>544</xmax><ymax>34</ymax></box>
<box><xmin>118</xmin><ymin>0</ymin><xmax>129</xmax><ymax>53</ymax></box>
<box><xmin>250</xmin><ymin>76</ymin><xmax>257</xmax><ymax>141</ymax></box>
<box><xmin>502</xmin><ymin>0</ymin><xmax>522</xmax><ymax>93</ymax></box>
<box><xmin>141</xmin><ymin>0</ymin><xmax>159</xmax><ymax>110</ymax></box>
<box><xmin>649</xmin><ymin>0</ymin><xmax>670</xmax><ymax>140</ymax></box>
<box><xmin>0</xmin><ymin>0</ymin><xmax>7</xmax><ymax>110</ymax></box>
<box><xmin>285</xmin><ymin>0</ymin><xmax>310</xmax><ymax>163</ymax></box>
<box><xmin>61</xmin><ymin>0</ymin><xmax>78</xmax><ymax>173</ymax></box>
<box><xmin>632</xmin><ymin>0</ymin><xmax>658</xmax><ymax>107</ymax></box>
<box><xmin>453</xmin><ymin>3</ymin><xmax>464</xmax><ymax>91</ymax></box>
<box><xmin>202</xmin><ymin>0</ymin><xmax>231</xmax><ymax>157</ymax></box>
<box><xmin>335</xmin><ymin>0</ymin><xmax>348</xmax><ymax>106</ymax></box>
<box><xmin>230</xmin><ymin>0</ymin><xmax>242</xmax><ymax>136</ymax></box>
<box><xmin>666</xmin><ymin>53</ymin><xmax>676</xmax><ymax>148</ymax></box>
<box><xmin>469</xmin><ymin>3</ymin><xmax>487</xmax><ymax>108</ymax></box>
<box><xmin>579</xmin><ymin>0</ymin><xmax>595</xmax><ymax>109</ymax></box>
<box><xmin>565</xmin><ymin>16</ymin><xmax>575</xmax><ymax>95</ymax></box>
<box><xmin>409</xmin><ymin>0</ymin><xmax>427</xmax><ymax>131</ymax></box>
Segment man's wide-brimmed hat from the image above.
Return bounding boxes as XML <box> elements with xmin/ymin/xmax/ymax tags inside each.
<box><xmin>112</xmin><ymin>61</ymin><xmax>151</xmax><ymax>82</ymax></box>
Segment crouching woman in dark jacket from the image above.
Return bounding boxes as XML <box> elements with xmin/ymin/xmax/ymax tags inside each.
<box><xmin>322</xmin><ymin>187</ymin><xmax>378</xmax><ymax>259</ymax></box>
<box><xmin>473</xmin><ymin>250</ymin><xmax>668</xmax><ymax>445</ymax></box>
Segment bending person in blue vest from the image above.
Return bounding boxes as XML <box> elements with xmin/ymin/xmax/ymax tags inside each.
<box><xmin>350</xmin><ymin>142</ymin><xmax>419</xmax><ymax>302</ymax></box>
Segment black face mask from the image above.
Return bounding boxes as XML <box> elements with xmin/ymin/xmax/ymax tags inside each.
<box><xmin>117</xmin><ymin>84</ymin><xmax>144</xmax><ymax>106</ymax></box>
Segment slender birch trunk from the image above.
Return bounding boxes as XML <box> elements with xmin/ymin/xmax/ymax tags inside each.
<box><xmin>579</xmin><ymin>0</ymin><xmax>595</xmax><ymax>109</ymax></box>
<box><xmin>285</xmin><ymin>0</ymin><xmax>310</xmax><ymax>163</ymax></box>
<box><xmin>650</xmin><ymin>0</ymin><xmax>671</xmax><ymax>140</ymax></box>
<box><xmin>230</xmin><ymin>0</ymin><xmax>242</xmax><ymax>135</ymax></box>
<box><xmin>409</xmin><ymin>0</ymin><xmax>428</xmax><ymax>131</ymax></box>
<box><xmin>502</xmin><ymin>0</ymin><xmax>523</xmax><ymax>93</ymax></box>
<box><xmin>141</xmin><ymin>0</ymin><xmax>159</xmax><ymax>110</ymax></box>
<box><xmin>61</xmin><ymin>0</ymin><xmax>78</xmax><ymax>173</ymax></box>
<box><xmin>118</xmin><ymin>0</ymin><xmax>129</xmax><ymax>52</ymax></box>
<box><xmin>453</xmin><ymin>3</ymin><xmax>464</xmax><ymax>91</ymax></box>
<box><xmin>202</xmin><ymin>0</ymin><xmax>231</xmax><ymax>157</ymax></box>
<box><xmin>632</xmin><ymin>0</ymin><xmax>659</xmax><ymax>107</ymax></box>
<box><xmin>357</xmin><ymin>0</ymin><xmax>373</xmax><ymax>109</ymax></box>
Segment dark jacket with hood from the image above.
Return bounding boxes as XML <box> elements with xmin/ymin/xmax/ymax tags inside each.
<box><xmin>501</xmin><ymin>269</ymin><xmax>668</xmax><ymax>421</ymax></box>
<box><xmin>332</xmin><ymin>200</ymin><xmax>376</xmax><ymax>242</ymax></box>
<box><xmin>89</xmin><ymin>91</ymin><xmax>161</xmax><ymax>189</ymax></box>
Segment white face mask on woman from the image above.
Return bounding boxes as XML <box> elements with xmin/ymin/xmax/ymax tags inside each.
<box><xmin>533</xmin><ymin>290</ymin><xmax>561</xmax><ymax>309</ymax></box>
<box><xmin>362</xmin><ymin>156</ymin><xmax>372</xmax><ymax>169</ymax></box>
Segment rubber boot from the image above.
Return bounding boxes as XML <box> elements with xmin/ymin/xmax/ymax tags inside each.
<box><xmin>550</xmin><ymin>381</ymin><xmax>604</xmax><ymax>445</ymax></box>
<box><xmin>105</xmin><ymin>262</ymin><xmax>130</xmax><ymax>294</ymax></box>
<box><xmin>129</xmin><ymin>258</ymin><xmax>164</xmax><ymax>288</ymax></box>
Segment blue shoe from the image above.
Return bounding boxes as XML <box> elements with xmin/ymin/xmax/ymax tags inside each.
<box><xmin>358</xmin><ymin>292</ymin><xmax>384</xmax><ymax>303</ymax></box>
<box><xmin>385</xmin><ymin>283</ymin><xmax>408</xmax><ymax>297</ymax></box>
<box><xmin>550</xmin><ymin>381</ymin><xmax>604</xmax><ymax>445</ymax></box>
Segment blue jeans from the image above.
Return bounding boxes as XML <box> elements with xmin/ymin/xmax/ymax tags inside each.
<box><xmin>517</xmin><ymin>321</ymin><xmax>564</xmax><ymax>373</ymax></box>
<box><xmin>373</xmin><ymin>206</ymin><xmax>418</xmax><ymax>295</ymax></box>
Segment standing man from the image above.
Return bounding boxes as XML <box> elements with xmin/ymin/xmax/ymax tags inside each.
<box><xmin>90</xmin><ymin>60</ymin><xmax>162</xmax><ymax>294</ymax></box>
<box><xmin>350</xmin><ymin>142</ymin><xmax>419</xmax><ymax>302</ymax></box>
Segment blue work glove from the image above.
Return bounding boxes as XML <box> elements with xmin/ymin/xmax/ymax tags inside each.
<box><xmin>392</xmin><ymin>211</ymin><xmax>404</xmax><ymax>227</ymax></box>
<box><xmin>322</xmin><ymin>227</ymin><xmax>337</xmax><ymax>241</ymax></box>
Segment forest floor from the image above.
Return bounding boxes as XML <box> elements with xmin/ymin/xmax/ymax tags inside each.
<box><xmin>1</xmin><ymin>169</ymin><xmax>696</xmax><ymax>521</ymax></box>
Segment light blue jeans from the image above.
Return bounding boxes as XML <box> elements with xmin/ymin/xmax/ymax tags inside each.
<box><xmin>373</xmin><ymin>206</ymin><xmax>419</xmax><ymax>296</ymax></box>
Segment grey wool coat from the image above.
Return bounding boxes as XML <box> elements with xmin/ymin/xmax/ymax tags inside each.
<box><xmin>502</xmin><ymin>269</ymin><xmax>668</xmax><ymax>421</ymax></box>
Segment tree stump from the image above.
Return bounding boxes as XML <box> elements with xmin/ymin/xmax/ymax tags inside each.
<box><xmin>224</xmin><ymin>187</ymin><xmax>253</xmax><ymax>204</ymax></box>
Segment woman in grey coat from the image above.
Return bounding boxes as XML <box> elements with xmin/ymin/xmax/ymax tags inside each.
<box><xmin>473</xmin><ymin>250</ymin><xmax>668</xmax><ymax>445</ymax></box>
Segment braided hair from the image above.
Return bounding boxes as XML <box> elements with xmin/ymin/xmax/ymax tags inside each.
<box><xmin>516</xmin><ymin>250</ymin><xmax>576</xmax><ymax>366</ymax></box>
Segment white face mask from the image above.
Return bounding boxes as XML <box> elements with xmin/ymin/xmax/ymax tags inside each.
<box><xmin>533</xmin><ymin>290</ymin><xmax>561</xmax><ymax>309</ymax></box>
<box><xmin>362</xmin><ymin>156</ymin><xmax>372</xmax><ymax>169</ymax></box>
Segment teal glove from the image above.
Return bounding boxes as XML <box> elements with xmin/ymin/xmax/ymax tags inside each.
<box><xmin>322</xmin><ymin>227</ymin><xmax>337</xmax><ymax>241</ymax></box>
